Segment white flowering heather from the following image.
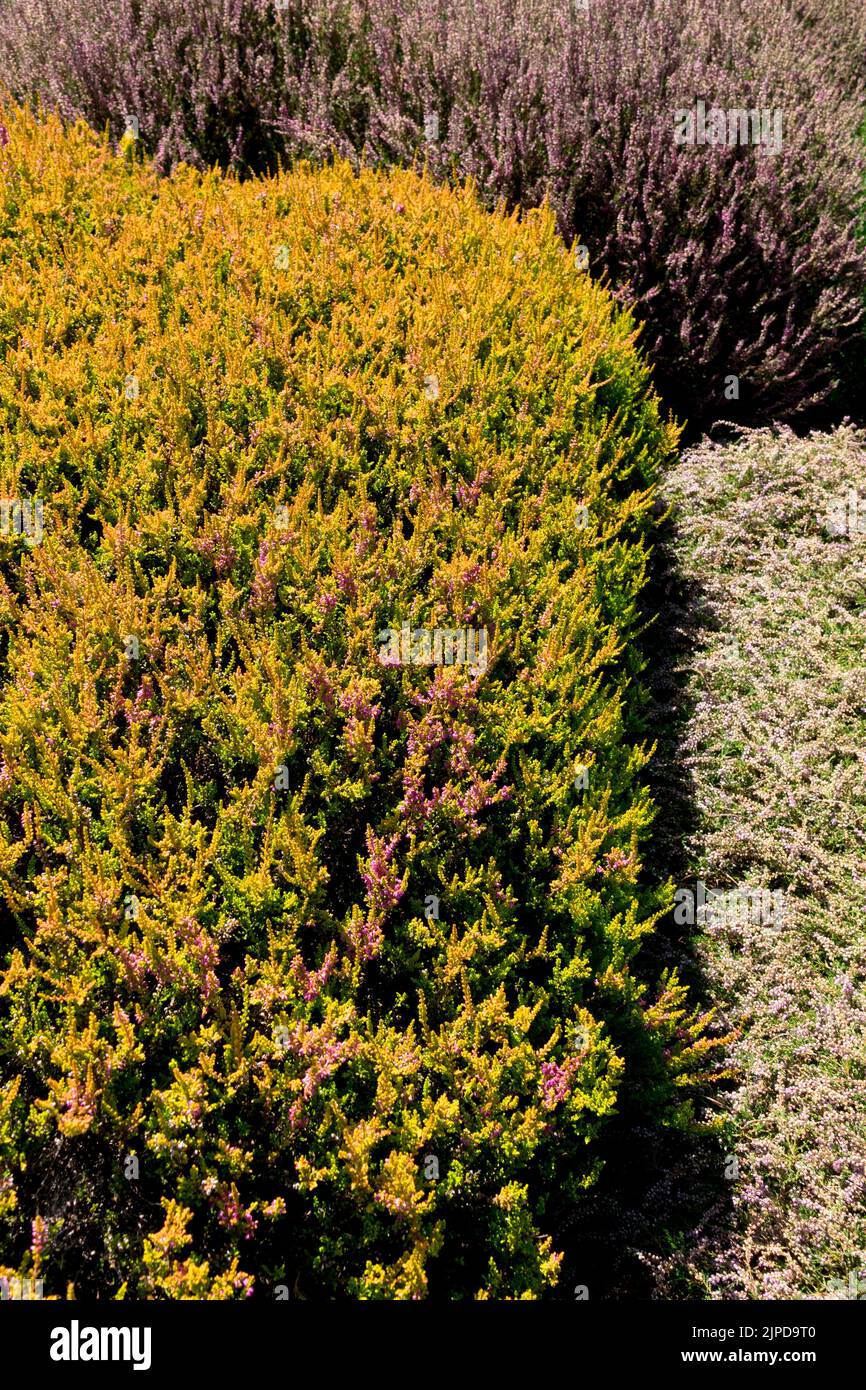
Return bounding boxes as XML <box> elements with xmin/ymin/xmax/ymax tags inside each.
<box><xmin>650</xmin><ymin>425</ymin><xmax>866</xmax><ymax>1299</ymax></box>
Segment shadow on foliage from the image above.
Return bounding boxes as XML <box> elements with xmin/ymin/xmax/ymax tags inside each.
<box><xmin>553</xmin><ymin>488</ymin><xmax>737</xmax><ymax>1301</ymax></box>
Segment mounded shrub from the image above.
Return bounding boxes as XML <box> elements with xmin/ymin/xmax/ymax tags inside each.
<box><xmin>1</xmin><ymin>0</ymin><xmax>865</xmax><ymax>428</ymax></box>
<box><xmin>0</xmin><ymin>108</ymin><xmax>721</xmax><ymax>1300</ymax></box>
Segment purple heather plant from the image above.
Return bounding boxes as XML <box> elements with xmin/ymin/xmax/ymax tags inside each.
<box><xmin>1</xmin><ymin>0</ymin><xmax>865</xmax><ymax>426</ymax></box>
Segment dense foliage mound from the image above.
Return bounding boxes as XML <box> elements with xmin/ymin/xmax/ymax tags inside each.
<box><xmin>1</xmin><ymin>0</ymin><xmax>865</xmax><ymax>428</ymax></box>
<box><xmin>0</xmin><ymin>109</ymin><xmax>718</xmax><ymax>1299</ymax></box>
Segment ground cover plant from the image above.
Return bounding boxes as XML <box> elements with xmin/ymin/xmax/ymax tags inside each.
<box><xmin>1</xmin><ymin>0</ymin><xmax>865</xmax><ymax>429</ymax></box>
<box><xmin>0</xmin><ymin>107</ymin><xmax>724</xmax><ymax>1299</ymax></box>
<box><xmin>647</xmin><ymin>425</ymin><xmax>866</xmax><ymax>1299</ymax></box>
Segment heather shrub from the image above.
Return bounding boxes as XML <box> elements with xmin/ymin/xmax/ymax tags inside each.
<box><xmin>652</xmin><ymin>425</ymin><xmax>866</xmax><ymax>1298</ymax></box>
<box><xmin>1</xmin><ymin>0</ymin><xmax>865</xmax><ymax>427</ymax></box>
<box><xmin>0</xmin><ymin>108</ymin><xmax>722</xmax><ymax>1299</ymax></box>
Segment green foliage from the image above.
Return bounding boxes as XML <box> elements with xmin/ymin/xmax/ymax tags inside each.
<box><xmin>0</xmin><ymin>108</ymin><xmax>720</xmax><ymax>1299</ymax></box>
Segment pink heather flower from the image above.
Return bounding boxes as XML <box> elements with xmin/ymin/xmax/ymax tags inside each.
<box><xmin>306</xmin><ymin>659</ymin><xmax>336</xmax><ymax>710</ymax></box>
<box><xmin>596</xmin><ymin>848</ymin><xmax>637</xmax><ymax>877</ymax></box>
<box><xmin>195</xmin><ymin>532</ymin><xmax>236</xmax><ymax>575</ymax></box>
<box><xmin>213</xmin><ymin>1184</ymin><xmax>258</xmax><ymax>1239</ymax></box>
<box><xmin>178</xmin><ymin>917</ymin><xmax>220</xmax><ymax>1005</ymax></box>
<box><xmin>62</xmin><ymin>1081</ymin><xmax>96</xmax><ymax>1120</ymax></box>
<box><xmin>349</xmin><ymin>914</ymin><xmax>384</xmax><ymax>963</ymax></box>
<box><xmin>283</xmin><ymin>1021</ymin><xmax>358</xmax><ymax>1126</ymax></box>
<box><xmin>117</xmin><ymin>947</ymin><xmax>153</xmax><ymax>990</ymax></box>
<box><xmin>339</xmin><ymin>687</ymin><xmax>379</xmax><ymax>722</ymax></box>
<box><xmin>334</xmin><ymin>566</ymin><xmax>356</xmax><ymax>597</ymax></box>
<box><xmin>354</xmin><ymin>506</ymin><xmax>377</xmax><ymax>557</ymax></box>
<box><xmin>540</xmin><ymin>1057</ymin><xmax>579</xmax><ymax>1110</ymax></box>
<box><xmin>290</xmin><ymin>948</ymin><xmax>337</xmax><ymax>1002</ymax></box>
<box><xmin>267</xmin><ymin>719</ymin><xmax>293</xmax><ymax>744</ymax></box>
<box><xmin>127</xmin><ymin>676</ymin><xmax>155</xmax><ymax>726</ymax></box>
<box><xmin>360</xmin><ymin>828</ymin><xmax>406</xmax><ymax>916</ymax></box>
<box><xmin>31</xmin><ymin>1215</ymin><xmax>47</xmax><ymax>1260</ymax></box>
<box><xmin>248</xmin><ymin>539</ymin><xmax>277</xmax><ymax>613</ymax></box>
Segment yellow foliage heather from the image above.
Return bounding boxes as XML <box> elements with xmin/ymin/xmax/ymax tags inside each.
<box><xmin>0</xmin><ymin>107</ymin><xmax>720</xmax><ymax>1299</ymax></box>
